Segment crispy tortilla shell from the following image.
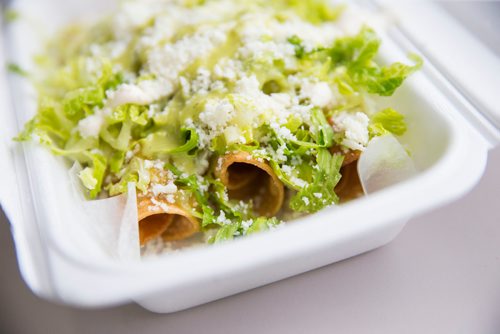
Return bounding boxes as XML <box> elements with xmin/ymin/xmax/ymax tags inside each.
<box><xmin>335</xmin><ymin>161</ymin><xmax>364</xmax><ymax>203</ymax></box>
<box><xmin>137</xmin><ymin>195</ymin><xmax>199</xmax><ymax>245</ymax></box>
<box><xmin>217</xmin><ymin>151</ymin><xmax>284</xmax><ymax>217</ymax></box>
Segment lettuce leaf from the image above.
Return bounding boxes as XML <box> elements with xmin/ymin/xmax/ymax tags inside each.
<box><xmin>63</xmin><ymin>86</ymin><xmax>104</xmax><ymax>120</ymax></box>
<box><xmin>290</xmin><ymin>149</ymin><xmax>343</xmax><ymax>213</ymax></box>
<box><xmin>370</xmin><ymin>108</ymin><xmax>407</xmax><ymax>136</ymax></box>
<box><xmin>246</xmin><ymin>217</ymin><xmax>281</xmax><ymax>235</ymax></box>
<box><xmin>351</xmin><ymin>55</ymin><xmax>422</xmax><ymax>96</ymax></box>
<box><xmin>139</xmin><ymin>127</ymin><xmax>199</xmax><ymax>158</ymax></box>
<box><xmin>106</xmin><ymin>157</ymin><xmax>151</xmax><ymax>196</ymax></box>
<box><xmin>209</xmin><ymin>216</ymin><xmax>281</xmax><ymax>244</ymax></box>
<box><xmin>210</xmin><ymin>223</ymin><xmax>239</xmax><ymax>243</ymax></box>
<box><xmin>79</xmin><ymin>152</ymin><xmax>107</xmax><ymax>198</ymax></box>
<box><xmin>310</xmin><ymin>107</ymin><xmax>334</xmax><ymax>147</ymax></box>
<box><xmin>167</xmin><ymin>164</ymin><xmax>213</xmax><ymax>221</ymax></box>
<box><xmin>329</xmin><ymin>27</ymin><xmax>422</xmax><ymax>96</ymax></box>
<box><xmin>15</xmin><ymin>98</ymin><xmax>74</xmax><ymax>152</ymax></box>
<box><xmin>101</xmin><ymin>121</ymin><xmax>133</xmax><ymax>151</ymax></box>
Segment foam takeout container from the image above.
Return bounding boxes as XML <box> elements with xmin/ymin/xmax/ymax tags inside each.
<box><xmin>0</xmin><ymin>1</ymin><xmax>499</xmax><ymax>313</ymax></box>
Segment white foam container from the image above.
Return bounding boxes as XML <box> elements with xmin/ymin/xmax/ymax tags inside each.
<box><xmin>0</xmin><ymin>1</ymin><xmax>499</xmax><ymax>313</ymax></box>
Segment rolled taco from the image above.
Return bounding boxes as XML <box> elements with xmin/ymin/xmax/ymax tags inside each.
<box><xmin>137</xmin><ymin>195</ymin><xmax>200</xmax><ymax>245</ymax></box>
<box><xmin>216</xmin><ymin>151</ymin><xmax>284</xmax><ymax>217</ymax></box>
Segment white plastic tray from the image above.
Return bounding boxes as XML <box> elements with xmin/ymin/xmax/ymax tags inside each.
<box><xmin>0</xmin><ymin>0</ymin><xmax>498</xmax><ymax>313</ymax></box>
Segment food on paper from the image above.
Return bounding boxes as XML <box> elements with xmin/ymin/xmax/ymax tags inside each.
<box><xmin>16</xmin><ymin>0</ymin><xmax>421</xmax><ymax>247</ymax></box>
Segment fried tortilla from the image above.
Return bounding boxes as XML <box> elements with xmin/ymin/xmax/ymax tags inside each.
<box><xmin>216</xmin><ymin>151</ymin><xmax>285</xmax><ymax>217</ymax></box>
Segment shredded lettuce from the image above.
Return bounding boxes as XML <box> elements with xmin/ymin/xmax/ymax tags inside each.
<box><xmin>210</xmin><ymin>223</ymin><xmax>239</xmax><ymax>243</ymax></box>
<box><xmin>370</xmin><ymin>108</ymin><xmax>407</xmax><ymax>136</ymax></box>
<box><xmin>328</xmin><ymin>27</ymin><xmax>422</xmax><ymax>96</ymax></box>
<box><xmin>80</xmin><ymin>152</ymin><xmax>107</xmax><ymax>198</ymax></box>
<box><xmin>209</xmin><ymin>217</ymin><xmax>282</xmax><ymax>243</ymax></box>
<box><xmin>15</xmin><ymin>98</ymin><xmax>75</xmax><ymax>153</ymax></box>
<box><xmin>140</xmin><ymin>127</ymin><xmax>199</xmax><ymax>157</ymax></box>
<box><xmin>63</xmin><ymin>86</ymin><xmax>104</xmax><ymax>120</ymax></box>
<box><xmin>107</xmin><ymin>157</ymin><xmax>151</xmax><ymax>196</ymax></box>
<box><xmin>290</xmin><ymin>149</ymin><xmax>343</xmax><ymax>213</ymax></box>
<box><xmin>310</xmin><ymin>107</ymin><xmax>334</xmax><ymax>147</ymax></box>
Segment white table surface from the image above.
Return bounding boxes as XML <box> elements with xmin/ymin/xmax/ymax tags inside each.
<box><xmin>1</xmin><ymin>3</ymin><xmax>499</xmax><ymax>334</ymax></box>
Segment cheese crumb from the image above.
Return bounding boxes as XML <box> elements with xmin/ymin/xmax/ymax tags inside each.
<box><xmin>78</xmin><ymin>114</ymin><xmax>104</xmax><ymax>138</ymax></box>
<box><xmin>199</xmin><ymin>98</ymin><xmax>234</xmax><ymax>130</ymax></box>
<box><xmin>77</xmin><ymin>108</ymin><xmax>111</xmax><ymax>138</ymax></box>
<box><xmin>331</xmin><ymin>111</ymin><xmax>370</xmax><ymax>151</ymax></box>
<box><xmin>151</xmin><ymin>181</ymin><xmax>178</xmax><ymax>197</ymax></box>
<box><xmin>300</xmin><ymin>81</ymin><xmax>334</xmax><ymax>108</ymax></box>
<box><xmin>216</xmin><ymin>211</ymin><xmax>232</xmax><ymax>225</ymax></box>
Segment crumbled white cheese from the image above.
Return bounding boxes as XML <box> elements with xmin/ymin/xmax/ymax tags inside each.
<box><xmin>281</xmin><ymin>165</ymin><xmax>293</xmax><ymax>175</ymax></box>
<box><xmin>214</xmin><ymin>58</ymin><xmax>242</xmax><ymax>81</ymax></box>
<box><xmin>291</xmin><ymin>176</ymin><xmax>308</xmax><ymax>188</ymax></box>
<box><xmin>195</xmin><ymin>150</ymin><xmax>211</xmax><ymax>175</ymax></box>
<box><xmin>199</xmin><ymin>98</ymin><xmax>234</xmax><ymax>130</ymax></box>
<box><xmin>191</xmin><ymin>68</ymin><xmax>212</xmax><ymax>95</ymax></box>
<box><xmin>224</xmin><ymin>126</ymin><xmax>245</xmax><ymax>145</ymax></box>
<box><xmin>144</xmin><ymin>159</ymin><xmax>165</xmax><ymax>171</ymax></box>
<box><xmin>179</xmin><ymin>76</ymin><xmax>191</xmax><ymax>96</ymax></box>
<box><xmin>151</xmin><ymin>181</ymin><xmax>177</xmax><ymax>197</ymax></box>
<box><xmin>125</xmin><ymin>150</ymin><xmax>134</xmax><ymax>161</ymax></box>
<box><xmin>77</xmin><ymin>108</ymin><xmax>111</xmax><ymax>138</ymax></box>
<box><xmin>210</xmin><ymin>80</ymin><xmax>226</xmax><ymax>92</ymax></box>
<box><xmin>239</xmin><ymin>39</ymin><xmax>295</xmax><ymax>62</ymax></box>
<box><xmin>271</xmin><ymin>93</ymin><xmax>292</xmax><ymax>108</ymax></box>
<box><xmin>216</xmin><ymin>157</ymin><xmax>224</xmax><ymax>171</ymax></box>
<box><xmin>268</xmin><ymin>143</ymin><xmax>288</xmax><ymax>163</ymax></box>
<box><xmin>166</xmin><ymin>194</ymin><xmax>175</xmax><ymax>204</ymax></box>
<box><xmin>241</xmin><ymin>220</ymin><xmax>253</xmax><ymax>233</ymax></box>
<box><xmin>270</xmin><ymin>122</ymin><xmax>297</xmax><ymax>141</ymax></box>
<box><xmin>148</xmin><ymin>28</ymin><xmax>228</xmax><ymax>83</ymax></box>
<box><xmin>108</xmin><ymin>84</ymin><xmax>147</xmax><ymax>107</ymax></box>
<box><xmin>216</xmin><ymin>210</ymin><xmax>231</xmax><ymax>225</ymax></box>
<box><xmin>150</xmin><ymin>196</ymin><xmax>170</xmax><ymax>213</ymax></box>
<box><xmin>290</xmin><ymin>103</ymin><xmax>313</xmax><ymax>124</ymax></box>
<box><xmin>78</xmin><ymin>114</ymin><xmax>104</xmax><ymax>138</ymax></box>
<box><xmin>108</xmin><ymin>80</ymin><xmax>173</xmax><ymax>108</ymax></box>
<box><xmin>196</xmin><ymin>175</ymin><xmax>209</xmax><ymax>192</ymax></box>
<box><xmin>331</xmin><ymin>111</ymin><xmax>370</xmax><ymax>151</ymax></box>
<box><xmin>300</xmin><ymin>81</ymin><xmax>334</xmax><ymax>108</ymax></box>
<box><xmin>234</xmin><ymin>75</ymin><xmax>261</xmax><ymax>95</ymax></box>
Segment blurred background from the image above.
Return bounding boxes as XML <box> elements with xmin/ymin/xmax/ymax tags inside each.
<box><xmin>1</xmin><ymin>2</ymin><xmax>499</xmax><ymax>333</ymax></box>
